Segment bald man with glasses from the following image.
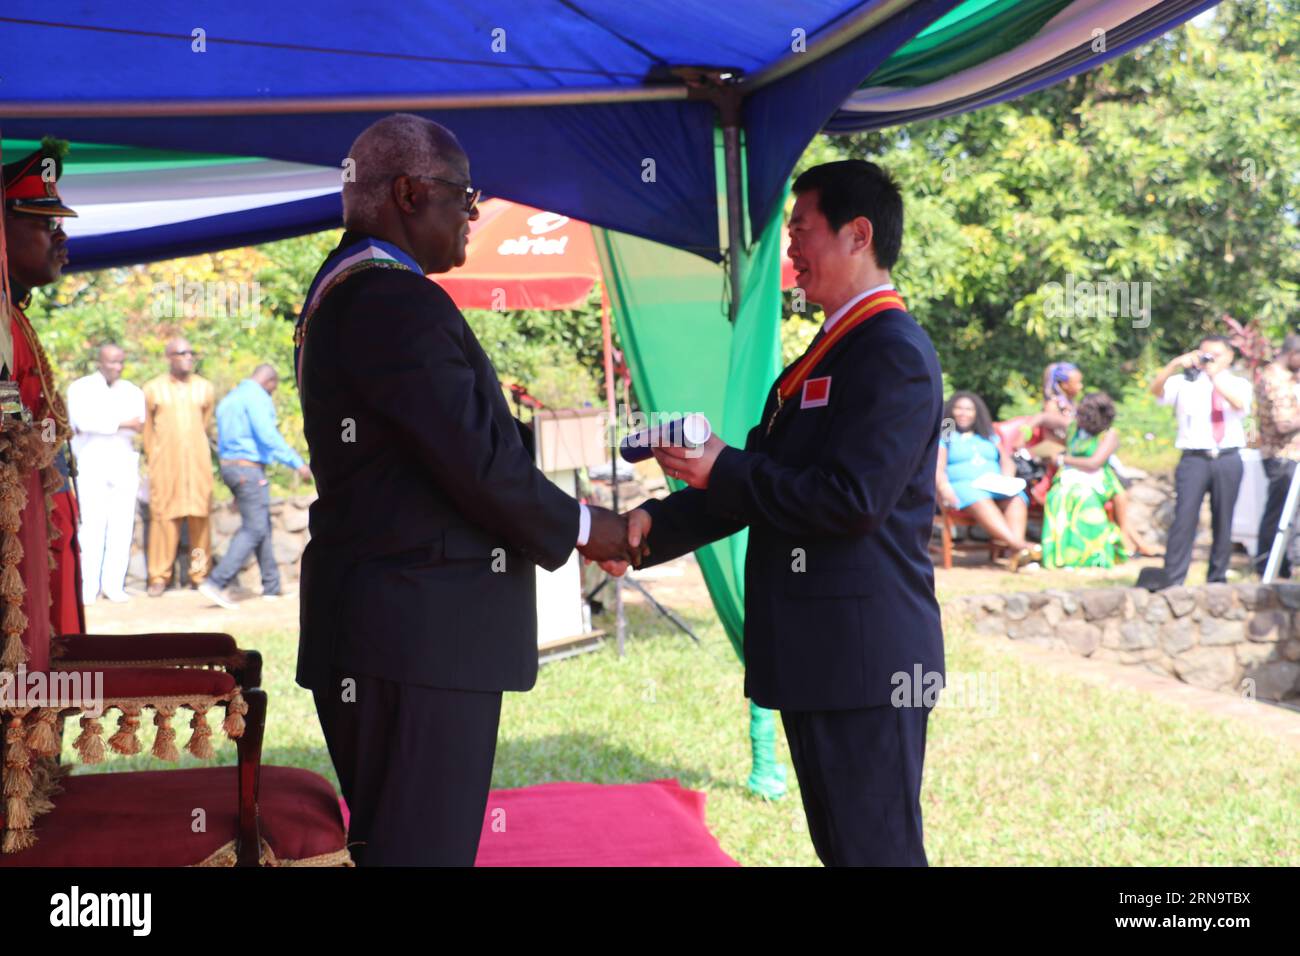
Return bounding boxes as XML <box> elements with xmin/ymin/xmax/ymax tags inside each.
<box><xmin>294</xmin><ymin>114</ymin><xmax>639</xmax><ymax>865</ymax></box>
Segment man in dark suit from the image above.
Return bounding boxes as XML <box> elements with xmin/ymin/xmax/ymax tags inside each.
<box><xmin>608</xmin><ymin>161</ymin><xmax>945</xmax><ymax>866</ymax></box>
<box><xmin>295</xmin><ymin>114</ymin><xmax>636</xmax><ymax>866</ymax></box>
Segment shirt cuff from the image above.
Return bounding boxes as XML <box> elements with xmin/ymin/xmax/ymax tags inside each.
<box><xmin>576</xmin><ymin>503</ymin><xmax>591</xmax><ymax>546</ymax></box>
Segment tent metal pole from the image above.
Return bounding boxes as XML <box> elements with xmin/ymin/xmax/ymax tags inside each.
<box><xmin>718</xmin><ymin>91</ymin><xmax>744</xmax><ymax>323</ymax></box>
<box><xmin>598</xmin><ymin>278</ymin><xmax>624</xmax><ymax>658</ymax></box>
<box><xmin>722</xmin><ymin>124</ymin><xmax>744</xmax><ymax>323</ymax></box>
<box><xmin>744</xmin><ymin>0</ymin><xmax>915</xmax><ymax>92</ymax></box>
<box><xmin>0</xmin><ymin>85</ymin><xmax>689</xmax><ymax>118</ymax></box>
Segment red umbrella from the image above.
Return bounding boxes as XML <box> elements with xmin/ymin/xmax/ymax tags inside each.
<box><xmin>434</xmin><ymin>199</ymin><xmax>600</xmax><ymax>311</ymax></box>
<box><xmin>435</xmin><ymin>198</ymin><xmax>797</xmax><ymax>312</ymax></box>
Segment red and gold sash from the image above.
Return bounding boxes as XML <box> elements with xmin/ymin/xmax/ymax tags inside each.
<box><xmin>766</xmin><ymin>287</ymin><xmax>906</xmax><ymax>433</ymax></box>
<box><xmin>10</xmin><ymin>304</ymin><xmax>71</xmax><ymax>442</ymax></box>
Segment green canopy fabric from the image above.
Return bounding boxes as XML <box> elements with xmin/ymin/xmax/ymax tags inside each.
<box><xmin>594</xmin><ymin>139</ymin><xmax>789</xmax><ymax>798</ymax></box>
<box><xmin>865</xmin><ymin>0</ymin><xmax>1075</xmax><ymax>89</ymax></box>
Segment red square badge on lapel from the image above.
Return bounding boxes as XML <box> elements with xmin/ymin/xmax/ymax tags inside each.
<box><xmin>801</xmin><ymin>376</ymin><xmax>831</xmax><ymax>408</ymax></box>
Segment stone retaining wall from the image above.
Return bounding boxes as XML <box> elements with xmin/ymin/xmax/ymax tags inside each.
<box><xmin>124</xmin><ymin>494</ymin><xmax>315</xmax><ymax>591</ymax></box>
<box><xmin>947</xmin><ymin>583</ymin><xmax>1300</xmax><ymax>702</ymax></box>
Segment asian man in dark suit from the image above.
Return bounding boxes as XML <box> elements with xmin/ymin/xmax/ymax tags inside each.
<box><xmin>605</xmin><ymin>161</ymin><xmax>945</xmax><ymax>866</ymax></box>
<box><xmin>295</xmin><ymin>114</ymin><xmax>637</xmax><ymax>866</ymax></box>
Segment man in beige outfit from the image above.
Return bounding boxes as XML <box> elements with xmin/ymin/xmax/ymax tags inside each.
<box><xmin>142</xmin><ymin>337</ymin><xmax>216</xmax><ymax>595</ymax></box>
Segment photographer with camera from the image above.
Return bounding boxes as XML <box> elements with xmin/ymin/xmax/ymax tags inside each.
<box><xmin>1149</xmin><ymin>335</ymin><xmax>1253</xmax><ymax>587</ymax></box>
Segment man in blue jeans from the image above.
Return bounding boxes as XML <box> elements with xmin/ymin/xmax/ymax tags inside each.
<box><xmin>200</xmin><ymin>365</ymin><xmax>312</xmax><ymax>608</ymax></box>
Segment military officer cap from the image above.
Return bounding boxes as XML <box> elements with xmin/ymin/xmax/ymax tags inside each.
<box><xmin>2</xmin><ymin>137</ymin><xmax>78</xmax><ymax>218</ymax></box>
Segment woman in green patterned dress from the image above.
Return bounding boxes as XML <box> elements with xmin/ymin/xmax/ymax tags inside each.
<box><xmin>1042</xmin><ymin>392</ymin><xmax>1128</xmax><ymax>568</ymax></box>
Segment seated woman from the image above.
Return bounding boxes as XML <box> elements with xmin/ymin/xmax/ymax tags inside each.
<box><xmin>1044</xmin><ymin>364</ymin><xmax>1159</xmax><ymax>557</ymax></box>
<box><xmin>1041</xmin><ymin>391</ymin><xmax>1129</xmax><ymax>568</ymax></box>
<box><xmin>937</xmin><ymin>391</ymin><xmax>1041</xmax><ymax>570</ymax></box>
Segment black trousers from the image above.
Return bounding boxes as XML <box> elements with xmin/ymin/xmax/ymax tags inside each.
<box><xmin>1255</xmin><ymin>457</ymin><xmax>1297</xmax><ymax>578</ymax></box>
<box><xmin>313</xmin><ymin>671</ymin><xmax>502</xmax><ymax>866</ymax></box>
<box><xmin>1162</xmin><ymin>450</ymin><xmax>1243</xmax><ymax>587</ymax></box>
<box><xmin>781</xmin><ymin>703</ymin><xmax>931</xmax><ymax>866</ymax></box>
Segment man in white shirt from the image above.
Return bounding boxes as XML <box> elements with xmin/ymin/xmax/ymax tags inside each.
<box><xmin>1150</xmin><ymin>334</ymin><xmax>1252</xmax><ymax>586</ymax></box>
<box><xmin>67</xmin><ymin>344</ymin><xmax>146</xmax><ymax>603</ymax></box>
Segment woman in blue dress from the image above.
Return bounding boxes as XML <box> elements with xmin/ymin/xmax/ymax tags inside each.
<box><xmin>936</xmin><ymin>391</ymin><xmax>1041</xmax><ymax>569</ymax></box>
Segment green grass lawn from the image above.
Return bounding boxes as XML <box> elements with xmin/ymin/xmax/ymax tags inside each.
<box><xmin>68</xmin><ymin>603</ymin><xmax>1300</xmax><ymax>866</ymax></box>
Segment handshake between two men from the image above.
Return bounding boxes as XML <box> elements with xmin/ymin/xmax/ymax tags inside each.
<box><xmin>573</xmin><ymin>433</ymin><xmax>727</xmax><ymax>576</ymax></box>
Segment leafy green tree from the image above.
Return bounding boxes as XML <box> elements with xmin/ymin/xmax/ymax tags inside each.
<box><xmin>790</xmin><ymin>2</ymin><xmax>1299</xmax><ymax>415</ymax></box>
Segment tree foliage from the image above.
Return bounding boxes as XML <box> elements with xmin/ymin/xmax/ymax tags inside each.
<box><xmin>789</xmin><ymin>3</ymin><xmax>1299</xmax><ymax>414</ymax></box>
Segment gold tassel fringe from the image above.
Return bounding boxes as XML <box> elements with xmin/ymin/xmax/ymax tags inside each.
<box><xmin>222</xmin><ymin>690</ymin><xmax>248</xmax><ymax>739</ymax></box>
<box><xmin>186</xmin><ymin>707</ymin><xmax>214</xmax><ymax>760</ymax></box>
<box><xmin>152</xmin><ymin>706</ymin><xmax>180</xmax><ymax>761</ymax></box>
<box><xmin>108</xmin><ymin>707</ymin><xmax>143</xmax><ymax>756</ymax></box>
<box><xmin>24</xmin><ymin>709</ymin><xmax>59</xmax><ymax>757</ymax></box>
<box><xmin>0</xmin><ymin>630</ymin><xmax>26</xmax><ymax>670</ymax></box>
<box><xmin>73</xmin><ymin>716</ymin><xmax>106</xmax><ymax>764</ymax></box>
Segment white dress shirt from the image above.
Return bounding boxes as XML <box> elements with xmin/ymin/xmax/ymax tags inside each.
<box><xmin>67</xmin><ymin>371</ymin><xmax>146</xmax><ymax>470</ymax></box>
<box><xmin>823</xmin><ymin>282</ymin><xmax>896</xmax><ymax>334</ymax></box>
<box><xmin>1160</xmin><ymin>371</ymin><xmax>1250</xmax><ymax>450</ymax></box>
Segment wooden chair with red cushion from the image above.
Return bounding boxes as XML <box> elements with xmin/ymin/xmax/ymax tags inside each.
<box><xmin>52</xmin><ymin>632</ymin><xmax>257</xmax><ymax>675</ymax></box>
<box><xmin>1</xmin><ymin>632</ymin><xmax>351</xmax><ymax>866</ymax></box>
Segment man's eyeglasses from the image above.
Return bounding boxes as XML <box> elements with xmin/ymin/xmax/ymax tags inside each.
<box><xmin>169</xmin><ymin>350</ymin><xmax>196</xmax><ymax>357</ymax></box>
<box><xmin>410</xmin><ymin>175</ymin><xmax>481</xmax><ymax>213</ymax></box>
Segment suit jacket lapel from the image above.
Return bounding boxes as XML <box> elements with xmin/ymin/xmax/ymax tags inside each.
<box><xmin>763</xmin><ymin>317</ymin><xmax>887</xmax><ymax>441</ymax></box>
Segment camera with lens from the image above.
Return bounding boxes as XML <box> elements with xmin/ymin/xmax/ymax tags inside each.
<box><xmin>1183</xmin><ymin>352</ymin><xmax>1215</xmax><ymax>382</ymax></box>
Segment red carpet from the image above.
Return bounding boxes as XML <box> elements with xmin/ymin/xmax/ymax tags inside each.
<box><xmin>339</xmin><ymin>779</ymin><xmax>738</xmax><ymax>866</ymax></box>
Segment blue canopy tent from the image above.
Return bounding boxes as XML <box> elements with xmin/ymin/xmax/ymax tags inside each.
<box><xmin>0</xmin><ymin>1</ymin><xmax>1218</xmax><ymax>799</ymax></box>
<box><xmin>1</xmin><ymin>0</ymin><xmax>1218</xmax><ymax>274</ymax></box>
